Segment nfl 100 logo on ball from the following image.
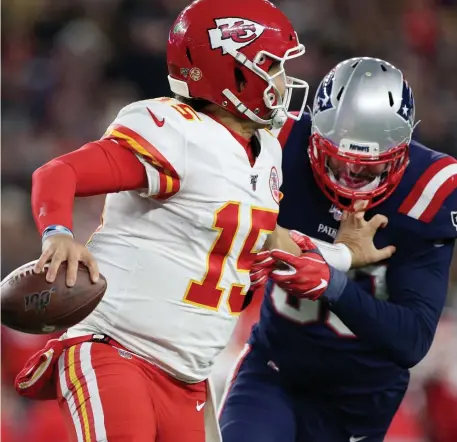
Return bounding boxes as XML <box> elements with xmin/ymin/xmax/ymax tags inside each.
<box><xmin>1</xmin><ymin>260</ymin><xmax>107</xmax><ymax>334</ymax></box>
<box><xmin>24</xmin><ymin>288</ymin><xmax>55</xmax><ymax>312</ymax></box>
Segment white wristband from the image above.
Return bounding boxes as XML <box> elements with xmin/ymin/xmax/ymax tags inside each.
<box><xmin>310</xmin><ymin>237</ymin><xmax>352</xmax><ymax>272</ymax></box>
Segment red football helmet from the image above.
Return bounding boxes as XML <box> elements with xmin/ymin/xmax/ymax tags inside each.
<box><xmin>167</xmin><ymin>0</ymin><xmax>309</xmax><ymax>129</ymax></box>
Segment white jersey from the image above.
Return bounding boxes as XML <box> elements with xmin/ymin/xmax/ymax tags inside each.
<box><xmin>67</xmin><ymin>97</ymin><xmax>282</xmax><ymax>382</ymax></box>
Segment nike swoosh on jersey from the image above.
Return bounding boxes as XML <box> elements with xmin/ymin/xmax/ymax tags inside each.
<box><xmin>196</xmin><ymin>401</ymin><xmax>205</xmax><ymax>411</ymax></box>
<box><xmin>147</xmin><ymin>107</ymin><xmax>165</xmax><ymax>127</ymax></box>
<box><xmin>349</xmin><ymin>436</ymin><xmax>367</xmax><ymax>442</ymax></box>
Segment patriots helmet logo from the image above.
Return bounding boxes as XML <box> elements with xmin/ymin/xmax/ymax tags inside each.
<box><xmin>208</xmin><ymin>18</ymin><xmax>265</xmax><ymax>55</ymax></box>
<box><xmin>396</xmin><ymin>79</ymin><xmax>415</xmax><ymax>127</ymax></box>
<box><xmin>313</xmin><ymin>69</ymin><xmax>336</xmax><ymax>115</ymax></box>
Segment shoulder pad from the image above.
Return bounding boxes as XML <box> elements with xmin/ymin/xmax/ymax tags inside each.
<box><xmin>102</xmin><ymin>98</ymin><xmax>193</xmax><ymax>198</ymax></box>
<box><xmin>111</xmin><ymin>97</ymin><xmax>204</xmax><ymax>131</ymax></box>
<box><xmin>258</xmin><ymin>127</ymin><xmax>282</xmax><ymax>157</ymax></box>
<box><xmin>103</xmin><ymin>98</ymin><xmax>187</xmax><ymax>156</ymax></box>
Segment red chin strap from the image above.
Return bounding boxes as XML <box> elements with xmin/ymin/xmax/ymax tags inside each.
<box><xmin>308</xmin><ymin>133</ymin><xmax>409</xmax><ymax>212</ymax></box>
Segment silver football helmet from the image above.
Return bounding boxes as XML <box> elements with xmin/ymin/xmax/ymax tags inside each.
<box><xmin>309</xmin><ymin>57</ymin><xmax>415</xmax><ymax>211</ymax></box>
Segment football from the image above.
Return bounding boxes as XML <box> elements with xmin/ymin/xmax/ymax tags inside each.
<box><xmin>1</xmin><ymin>261</ymin><xmax>107</xmax><ymax>334</ymax></box>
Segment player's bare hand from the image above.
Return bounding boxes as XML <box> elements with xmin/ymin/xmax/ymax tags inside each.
<box><xmin>33</xmin><ymin>235</ymin><xmax>99</xmax><ymax>286</ymax></box>
<box><xmin>335</xmin><ymin>200</ymin><xmax>396</xmax><ymax>268</ymax></box>
<box><xmin>264</xmin><ymin>225</ymin><xmax>302</xmax><ymax>256</ymax></box>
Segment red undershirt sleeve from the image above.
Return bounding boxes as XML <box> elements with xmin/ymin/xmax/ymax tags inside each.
<box><xmin>32</xmin><ymin>139</ymin><xmax>148</xmax><ymax>234</ymax></box>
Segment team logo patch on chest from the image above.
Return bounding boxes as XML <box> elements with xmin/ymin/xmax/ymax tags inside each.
<box><xmin>208</xmin><ymin>18</ymin><xmax>265</xmax><ymax>55</ymax></box>
<box><xmin>269</xmin><ymin>167</ymin><xmax>280</xmax><ymax>204</ymax></box>
<box><xmin>329</xmin><ymin>204</ymin><xmax>343</xmax><ymax>221</ymax></box>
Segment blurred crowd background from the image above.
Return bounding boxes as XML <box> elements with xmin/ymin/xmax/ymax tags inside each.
<box><xmin>2</xmin><ymin>0</ymin><xmax>457</xmax><ymax>441</ymax></box>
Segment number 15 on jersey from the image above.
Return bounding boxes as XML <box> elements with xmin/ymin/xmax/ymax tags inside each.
<box><xmin>183</xmin><ymin>201</ymin><xmax>278</xmax><ymax>316</ymax></box>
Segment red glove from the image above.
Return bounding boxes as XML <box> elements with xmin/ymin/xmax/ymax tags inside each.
<box><xmin>270</xmin><ymin>232</ymin><xmax>331</xmax><ymax>300</ymax></box>
<box><xmin>288</xmin><ymin>230</ymin><xmax>319</xmax><ymax>252</ymax></box>
<box><xmin>249</xmin><ymin>250</ymin><xmax>275</xmax><ymax>292</ymax></box>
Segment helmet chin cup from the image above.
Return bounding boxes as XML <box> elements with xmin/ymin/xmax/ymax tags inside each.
<box><xmin>271</xmin><ymin>109</ymin><xmax>288</xmax><ymax>129</ymax></box>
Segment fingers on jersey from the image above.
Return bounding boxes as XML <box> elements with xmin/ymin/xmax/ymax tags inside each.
<box><xmin>342</xmin><ymin>200</ymin><xmax>388</xmax><ymax>231</ymax></box>
<box><xmin>341</xmin><ymin>200</ymin><xmax>368</xmax><ymax>226</ymax></box>
<box><xmin>372</xmin><ymin>245</ymin><xmax>397</xmax><ymax>262</ymax></box>
<box><xmin>270</xmin><ymin>250</ymin><xmax>330</xmax><ymax>300</ymax></box>
<box><xmin>250</xmin><ymin>270</ymin><xmax>270</xmax><ymax>292</ymax></box>
<box><xmin>254</xmin><ymin>250</ymin><xmax>274</xmax><ymax>267</ymax></box>
<box><xmin>57</xmin><ymin>342</ymin><xmax>206</xmax><ymax>442</ymax></box>
<box><xmin>250</xmin><ymin>250</ymin><xmax>275</xmax><ymax>291</ymax></box>
<box><xmin>354</xmin><ymin>199</ymin><xmax>369</xmax><ymax>212</ymax></box>
<box><xmin>336</xmin><ymin>203</ymin><xmax>396</xmax><ymax>267</ymax></box>
<box><xmin>80</xmin><ymin>254</ymin><xmax>100</xmax><ymax>284</ymax></box>
<box><xmin>367</xmin><ymin>214</ymin><xmax>389</xmax><ymax>231</ymax></box>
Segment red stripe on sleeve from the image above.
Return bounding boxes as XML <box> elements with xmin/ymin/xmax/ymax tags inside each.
<box><xmin>158</xmin><ymin>172</ymin><xmax>168</xmax><ymax>196</ymax></box>
<box><xmin>171</xmin><ymin>175</ymin><xmax>180</xmax><ymax>195</ymax></box>
<box><xmin>418</xmin><ymin>175</ymin><xmax>457</xmax><ymax>222</ymax></box>
<box><xmin>399</xmin><ymin>157</ymin><xmax>456</xmax><ymax>215</ymax></box>
<box><xmin>106</xmin><ymin>124</ymin><xmax>179</xmax><ymax>180</ymax></box>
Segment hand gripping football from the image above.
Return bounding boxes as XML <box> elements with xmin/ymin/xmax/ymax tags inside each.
<box><xmin>1</xmin><ymin>261</ymin><xmax>107</xmax><ymax>334</ymax></box>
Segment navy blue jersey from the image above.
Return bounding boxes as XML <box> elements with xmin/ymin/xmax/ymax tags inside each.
<box><xmin>245</xmin><ymin>113</ymin><xmax>457</xmax><ymax>434</ymax></box>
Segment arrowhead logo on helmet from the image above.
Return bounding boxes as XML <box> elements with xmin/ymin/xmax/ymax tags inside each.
<box><xmin>208</xmin><ymin>18</ymin><xmax>265</xmax><ymax>55</ymax></box>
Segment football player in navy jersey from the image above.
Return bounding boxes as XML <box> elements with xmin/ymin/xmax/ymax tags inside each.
<box><xmin>219</xmin><ymin>57</ymin><xmax>457</xmax><ymax>442</ymax></box>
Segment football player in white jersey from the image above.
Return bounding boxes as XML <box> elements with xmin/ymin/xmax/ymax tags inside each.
<box><xmin>15</xmin><ymin>1</ymin><xmax>392</xmax><ymax>441</ymax></box>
